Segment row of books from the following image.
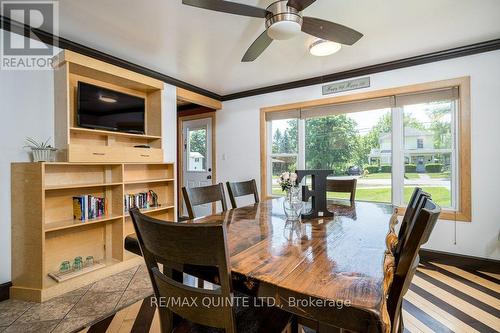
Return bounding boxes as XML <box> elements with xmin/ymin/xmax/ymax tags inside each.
<box><xmin>124</xmin><ymin>190</ymin><xmax>159</xmax><ymax>212</ymax></box>
<box><xmin>73</xmin><ymin>195</ymin><xmax>107</xmax><ymax>221</ymax></box>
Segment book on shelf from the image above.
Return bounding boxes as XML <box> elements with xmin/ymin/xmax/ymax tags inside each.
<box><xmin>124</xmin><ymin>190</ymin><xmax>158</xmax><ymax>212</ymax></box>
<box><xmin>73</xmin><ymin>195</ymin><xmax>107</xmax><ymax>221</ymax></box>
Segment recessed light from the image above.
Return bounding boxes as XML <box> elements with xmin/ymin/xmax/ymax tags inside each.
<box><xmin>309</xmin><ymin>39</ymin><xmax>342</xmax><ymax>57</ymax></box>
<box><xmin>99</xmin><ymin>95</ymin><xmax>117</xmax><ymax>103</ymax></box>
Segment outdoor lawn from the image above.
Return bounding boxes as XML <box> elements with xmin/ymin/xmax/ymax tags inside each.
<box><xmin>272</xmin><ymin>185</ymin><xmax>451</xmax><ymax>208</ymax></box>
<box><xmin>362</xmin><ymin>172</ymin><xmax>392</xmax><ymax>179</ymax></box>
<box><xmin>363</xmin><ymin>172</ymin><xmax>450</xmax><ymax>180</ymax></box>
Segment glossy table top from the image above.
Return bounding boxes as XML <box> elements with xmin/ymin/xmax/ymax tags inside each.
<box><xmin>185</xmin><ymin>198</ymin><xmax>395</xmax><ymax>332</ymax></box>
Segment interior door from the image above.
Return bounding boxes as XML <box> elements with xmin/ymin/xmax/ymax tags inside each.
<box><xmin>182</xmin><ymin>117</ymin><xmax>213</xmax><ymax>217</ymax></box>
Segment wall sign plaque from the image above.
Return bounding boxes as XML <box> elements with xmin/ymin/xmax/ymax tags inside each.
<box><xmin>322</xmin><ymin>77</ymin><xmax>370</xmax><ymax>95</ymax></box>
<box><xmin>296</xmin><ymin>170</ymin><xmax>333</xmax><ymax>219</ymax></box>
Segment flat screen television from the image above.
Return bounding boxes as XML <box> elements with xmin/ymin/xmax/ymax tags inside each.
<box><xmin>77</xmin><ymin>81</ymin><xmax>145</xmax><ymax>134</ymax></box>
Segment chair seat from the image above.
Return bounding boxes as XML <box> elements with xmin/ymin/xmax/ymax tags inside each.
<box><xmin>173</xmin><ymin>293</ymin><xmax>293</xmax><ymax>333</ymax></box>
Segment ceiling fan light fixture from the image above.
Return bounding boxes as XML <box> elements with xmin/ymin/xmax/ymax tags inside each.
<box><xmin>267</xmin><ymin>20</ymin><xmax>302</xmax><ymax>40</ymax></box>
<box><xmin>309</xmin><ymin>39</ymin><xmax>341</xmax><ymax>56</ymax></box>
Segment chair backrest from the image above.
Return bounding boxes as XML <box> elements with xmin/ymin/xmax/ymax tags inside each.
<box><xmin>398</xmin><ymin>187</ymin><xmax>426</xmax><ymax>240</ymax></box>
<box><xmin>226</xmin><ymin>179</ymin><xmax>259</xmax><ymax>209</ymax></box>
<box><xmin>129</xmin><ymin>208</ymin><xmax>236</xmax><ymax>333</ymax></box>
<box><xmin>394</xmin><ymin>190</ymin><xmax>430</xmax><ymax>262</ymax></box>
<box><xmin>326</xmin><ymin>178</ymin><xmax>357</xmax><ymax>202</ymax></box>
<box><xmin>387</xmin><ymin>197</ymin><xmax>440</xmax><ymax>333</ymax></box>
<box><xmin>182</xmin><ymin>183</ymin><xmax>228</xmax><ymax>219</ymax></box>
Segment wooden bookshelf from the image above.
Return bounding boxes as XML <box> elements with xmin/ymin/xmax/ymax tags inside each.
<box><xmin>11</xmin><ymin>162</ymin><xmax>176</xmax><ymax>302</ymax></box>
<box><xmin>53</xmin><ymin>50</ymin><xmax>165</xmax><ymax>163</ymax></box>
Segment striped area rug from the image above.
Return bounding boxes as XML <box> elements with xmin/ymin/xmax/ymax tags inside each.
<box><xmin>80</xmin><ymin>261</ymin><xmax>500</xmax><ymax>333</ymax></box>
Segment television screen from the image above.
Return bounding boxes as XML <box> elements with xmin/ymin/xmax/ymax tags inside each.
<box><xmin>77</xmin><ymin>82</ymin><xmax>145</xmax><ymax>134</ymax></box>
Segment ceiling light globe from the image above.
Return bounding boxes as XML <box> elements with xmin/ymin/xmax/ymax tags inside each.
<box><xmin>309</xmin><ymin>39</ymin><xmax>342</xmax><ymax>56</ymax></box>
<box><xmin>267</xmin><ymin>21</ymin><xmax>301</xmax><ymax>40</ymax></box>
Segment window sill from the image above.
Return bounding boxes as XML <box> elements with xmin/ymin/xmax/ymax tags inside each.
<box><xmin>397</xmin><ymin>206</ymin><xmax>471</xmax><ymax>222</ymax></box>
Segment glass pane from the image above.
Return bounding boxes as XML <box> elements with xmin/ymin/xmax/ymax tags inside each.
<box><xmin>187</xmin><ymin>127</ymin><xmax>207</xmax><ymax>171</ymax></box>
<box><xmin>271</xmin><ymin>155</ymin><xmax>297</xmax><ymax>197</ymax></box>
<box><xmin>271</xmin><ymin>119</ymin><xmax>298</xmax><ymax>154</ymax></box>
<box><xmin>403</xmin><ymin>100</ymin><xmax>454</xmax><ymax>208</ymax></box>
<box><xmin>305</xmin><ymin>109</ymin><xmax>392</xmax><ymax>203</ymax></box>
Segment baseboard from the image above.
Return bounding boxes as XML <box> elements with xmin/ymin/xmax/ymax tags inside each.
<box><xmin>0</xmin><ymin>282</ymin><xmax>12</xmax><ymax>302</ymax></box>
<box><xmin>420</xmin><ymin>249</ymin><xmax>500</xmax><ymax>274</ymax></box>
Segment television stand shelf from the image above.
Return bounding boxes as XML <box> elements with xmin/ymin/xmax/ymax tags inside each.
<box><xmin>11</xmin><ymin>162</ymin><xmax>176</xmax><ymax>302</ymax></box>
<box><xmin>53</xmin><ymin>50</ymin><xmax>165</xmax><ymax>163</ymax></box>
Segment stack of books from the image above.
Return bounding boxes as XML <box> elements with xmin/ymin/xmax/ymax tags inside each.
<box><xmin>73</xmin><ymin>195</ymin><xmax>107</xmax><ymax>221</ymax></box>
<box><xmin>124</xmin><ymin>190</ymin><xmax>158</xmax><ymax>212</ymax></box>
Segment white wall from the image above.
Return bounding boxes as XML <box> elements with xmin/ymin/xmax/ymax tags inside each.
<box><xmin>0</xmin><ymin>31</ymin><xmax>178</xmax><ymax>284</ymax></box>
<box><xmin>0</xmin><ymin>65</ymin><xmax>55</xmax><ymax>285</ymax></box>
<box><xmin>217</xmin><ymin>49</ymin><xmax>500</xmax><ymax>261</ymax></box>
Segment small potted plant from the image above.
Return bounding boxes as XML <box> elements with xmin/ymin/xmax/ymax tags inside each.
<box><xmin>24</xmin><ymin>137</ymin><xmax>57</xmax><ymax>162</ymax></box>
<box><xmin>279</xmin><ymin>171</ymin><xmax>302</xmax><ymax>221</ymax></box>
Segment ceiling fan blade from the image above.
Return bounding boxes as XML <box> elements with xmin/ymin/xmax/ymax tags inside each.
<box><xmin>182</xmin><ymin>0</ymin><xmax>269</xmax><ymax>18</ymax></box>
<box><xmin>286</xmin><ymin>0</ymin><xmax>316</xmax><ymax>11</ymax></box>
<box><xmin>302</xmin><ymin>16</ymin><xmax>363</xmax><ymax>45</ymax></box>
<box><xmin>241</xmin><ymin>30</ymin><xmax>273</xmax><ymax>62</ymax></box>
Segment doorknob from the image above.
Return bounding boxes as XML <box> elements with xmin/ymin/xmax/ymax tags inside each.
<box><xmin>207</xmin><ymin>175</ymin><xmax>212</xmax><ymax>180</ymax></box>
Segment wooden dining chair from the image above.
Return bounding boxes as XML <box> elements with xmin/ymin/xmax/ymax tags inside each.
<box><xmin>182</xmin><ymin>183</ymin><xmax>228</xmax><ymax>219</ymax></box>
<box><xmin>226</xmin><ymin>179</ymin><xmax>259</xmax><ymax>209</ymax></box>
<box><xmin>387</xmin><ymin>197</ymin><xmax>441</xmax><ymax>333</ymax></box>
<box><xmin>128</xmin><ymin>207</ymin><xmax>294</xmax><ymax>333</ymax></box>
<box><xmin>393</xmin><ymin>189</ymin><xmax>430</xmax><ymax>262</ymax></box>
<box><xmin>397</xmin><ymin>188</ymin><xmax>427</xmax><ymax>241</ymax></box>
<box><xmin>326</xmin><ymin>178</ymin><xmax>357</xmax><ymax>203</ymax></box>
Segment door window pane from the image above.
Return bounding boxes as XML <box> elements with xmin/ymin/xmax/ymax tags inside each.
<box><xmin>270</xmin><ymin>119</ymin><xmax>298</xmax><ymax>197</ymax></box>
<box><xmin>304</xmin><ymin>109</ymin><xmax>392</xmax><ymax>203</ymax></box>
<box><xmin>271</xmin><ymin>155</ymin><xmax>298</xmax><ymax>196</ymax></box>
<box><xmin>272</xmin><ymin>119</ymin><xmax>298</xmax><ymax>154</ymax></box>
<box><xmin>403</xmin><ymin>100</ymin><xmax>454</xmax><ymax>208</ymax></box>
<box><xmin>187</xmin><ymin>128</ymin><xmax>207</xmax><ymax>171</ymax></box>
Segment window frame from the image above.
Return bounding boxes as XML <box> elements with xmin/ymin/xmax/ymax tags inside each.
<box><xmin>260</xmin><ymin>77</ymin><xmax>471</xmax><ymax>221</ymax></box>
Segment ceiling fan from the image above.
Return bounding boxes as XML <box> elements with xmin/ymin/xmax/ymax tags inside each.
<box><xmin>182</xmin><ymin>0</ymin><xmax>363</xmax><ymax>62</ymax></box>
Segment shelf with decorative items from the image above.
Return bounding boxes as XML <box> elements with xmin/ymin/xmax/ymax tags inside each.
<box><xmin>11</xmin><ymin>162</ymin><xmax>175</xmax><ymax>302</ymax></box>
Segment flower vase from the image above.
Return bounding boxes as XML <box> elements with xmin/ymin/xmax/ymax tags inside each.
<box><xmin>283</xmin><ymin>187</ymin><xmax>302</xmax><ymax>221</ymax></box>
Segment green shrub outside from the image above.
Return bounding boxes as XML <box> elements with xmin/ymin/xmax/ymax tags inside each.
<box><xmin>405</xmin><ymin>164</ymin><xmax>417</xmax><ymax>173</ymax></box>
<box><xmin>425</xmin><ymin>163</ymin><xmax>443</xmax><ymax>173</ymax></box>
<box><xmin>380</xmin><ymin>164</ymin><xmax>392</xmax><ymax>173</ymax></box>
<box><xmin>364</xmin><ymin>165</ymin><xmax>379</xmax><ymax>174</ymax></box>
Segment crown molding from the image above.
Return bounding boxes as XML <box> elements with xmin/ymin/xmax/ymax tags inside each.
<box><xmin>0</xmin><ymin>15</ymin><xmax>222</xmax><ymax>100</ymax></box>
<box><xmin>222</xmin><ymin>38</ymin><xmax>500</xmax><ymax>101</ymax></box>
<box><xmin>2</xmin><ymin>15</ymin><xmax>499</xmax><ymax>103</ymax></box>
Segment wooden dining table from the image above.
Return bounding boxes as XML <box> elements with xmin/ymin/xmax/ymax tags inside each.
<box><xmin>126</xmin><ymin>198</ymin><xmax>395</xmax><ymax>333</ymax></box>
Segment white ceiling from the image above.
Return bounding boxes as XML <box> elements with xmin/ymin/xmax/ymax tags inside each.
<box><xmin>57</xmin><ymin>0</ymin><xmax>500</xmax><ymax>96</ymax></box>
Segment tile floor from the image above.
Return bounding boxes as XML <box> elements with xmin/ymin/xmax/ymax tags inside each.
<box><xmin>0</xmin><ymin>265</ymin><xmax>153</xmax><ymax>333</ymax></box>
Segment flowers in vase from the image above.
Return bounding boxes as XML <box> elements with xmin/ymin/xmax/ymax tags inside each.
<box><xmin>279</xmin><ymin>171</ymin><xmax>298</xmax><ymax>191</ymax></box>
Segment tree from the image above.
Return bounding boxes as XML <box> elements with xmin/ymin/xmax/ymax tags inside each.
<box><xmin>426</xmin><ymin>102</ymin><xmax>452</xmax><ymax>149</ymax></box>
<box><xmin>189</xmin><ymin>129</ymin><xmax>207</xmax><ymax>169</ymax></box>
<box><xmin>272</xmin><ymin>128</ymin><xmax>283</xmax><ymax>153</ymax></box>
<box><xmin>305</xmin><ymin>115</ymin><xmax>359</xmax><ymax>175</ymax></box>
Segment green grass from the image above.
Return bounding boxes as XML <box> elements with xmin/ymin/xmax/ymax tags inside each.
<box><xmin>363</xmin><ymin>172</ymin><xmax>450</xmax><ymax>180</ymax></box>
<box><xmin>272</xmin><ymin>186</ymin><xmax>451</xmax><ymax>207</ymax></box>
<box><xmin>427</xmin><ymin>172</ymin><xmax>451</xmax><ymax>179</ymax></box>
<box><xmin>363</xmin><ymin>173</ymin><xmax>392</xmax><ymax>179</ymax></box>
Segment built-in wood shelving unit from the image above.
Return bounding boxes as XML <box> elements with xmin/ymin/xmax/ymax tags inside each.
<box><xmin>11</xmin><ymin>50</ymin><xmax>177</xmax><ymax>302</ymax></box>
<box><xmin>53</xmin><ymin>50</ymin><xmax>165</xmax><ymax>163</ymax></box>
<box><xmin>11</xmin><ymin>162</ymin><xmax>176</xmax><ymax>302</ymax></box>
